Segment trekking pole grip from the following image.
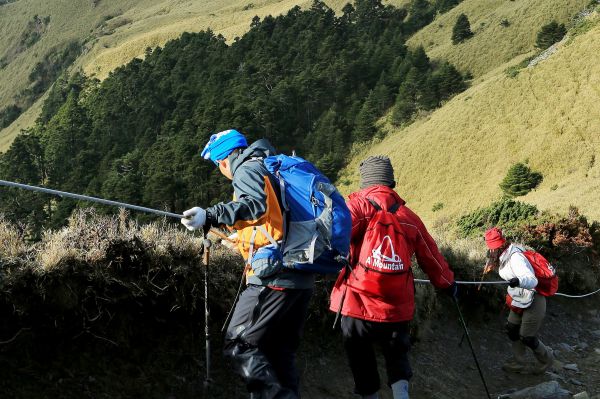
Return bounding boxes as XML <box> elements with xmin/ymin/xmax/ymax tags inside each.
<box><xmin>203</xmin><ymin>238</ymin><xmax>211</xmax><ymax>265</ymax></box>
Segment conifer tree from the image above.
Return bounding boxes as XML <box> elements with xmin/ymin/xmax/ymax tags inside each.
<box><xmin>0</xmin><ymin>133</ymin><xmax>47</xmax><ymax>238</ymax></box>
<box><xmin>499</xmin><ymin>162</ymin><xmax>543</xmax><ymax>197</ymax></box>
<box><xmin>434</xmin><ymin>0</ymin><xmax>460</xmax><ymax>14</ymax></box>
<box><xmin>406</xmin><ymin>0</ymin><xmax>435</xmax><ymax>33</ymax></box>
<box><xmin>0</xmin><ymin>105</ymin><xmax>22</xmax><ymax>129</ymax></box>
<box><xmin>353</xmin><ymin>90</ymin><xmax>379</xmax><ymax>142</ymax></box>
<box><xmin>452</xmin><ymin>13</ymin><xmax>473</xmax><ymax>44</ymax></box>
<box><xmin>535</xmin><ymin>21</ymin><xmax>567</xmax><ymax>49</ymax></box>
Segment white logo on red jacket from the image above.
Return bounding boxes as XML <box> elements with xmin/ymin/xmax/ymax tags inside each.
<box><xmin>366</xmin><ymin>235</ymin><xmax>404</xmax><ymax>271</ymax></box>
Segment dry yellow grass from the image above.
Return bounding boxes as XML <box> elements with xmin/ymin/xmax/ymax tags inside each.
<box><xmin>35</xmin><ymin>208</ymin><xmax>204</xmax><ymax>270</ymax></box>
<box><xmin>408</xmin><ymin>0</ymin><xmax>589</xmax><ymax>78</ymax></box>
<box><xmin>341</xmin><ymin>13</ymin><xmax>600</xmax><ymax>224</ymax></box>
<box><xmin>0</xmin><ymin>217</ymin><xmax>28</xmax><ymax>260</ymax></box>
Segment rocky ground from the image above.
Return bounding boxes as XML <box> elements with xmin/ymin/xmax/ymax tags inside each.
<box><xmin>1</xmin><ymin>277</ymin><xmax>598</xmax><ymax>398</ymax></box>
<box><xmin>299</xmin><ymin>295</ymin><xmax>600</xmax><ymax>399</ymax></box>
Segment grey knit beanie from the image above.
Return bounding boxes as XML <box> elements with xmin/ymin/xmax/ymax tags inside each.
<box><xmin>359</xmin><ymin>155</ymin><xmax>395</xmax><ymax>189</ymax></box>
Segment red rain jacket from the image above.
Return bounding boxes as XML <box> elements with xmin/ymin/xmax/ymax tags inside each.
<box><xmin>329</xmin><ymin>185</ymin><xmax>455</xmax><ymax>322</ymax></box>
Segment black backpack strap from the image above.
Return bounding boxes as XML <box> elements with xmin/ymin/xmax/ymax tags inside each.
<box><xmin>367</xmin><ymin>198</ymin><xmax>400</xmax><ymax>213</ymax></box>
<box><xmin>366</xmin><ymin>198</ymin><xmax>382</xmax><ymax>211</ymax></box>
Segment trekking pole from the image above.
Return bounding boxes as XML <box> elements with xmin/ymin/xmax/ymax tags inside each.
<box><xmin>202</xmin><ymin>231</ymin><xmax>213</xmax><ymax>390</ymax></box>
<box><xmin>452</xmin><ymin>297</ymin><xmax>492</xmax><ymax>399</ymax></box>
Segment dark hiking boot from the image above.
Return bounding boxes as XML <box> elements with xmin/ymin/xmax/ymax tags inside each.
<box><xmin>502</xmin><ymin>340</ymin><xmax>527</xmax><ymax>373</ymax></box>
<box><xmin>532</xmin><ymin>342</ymin><xmax>554</xmax><ymax>374</ymax></box>
<box><xmin>249</xmin><ymin>384</ymin><xmax>297</xmax><ymax>399</ymax></box>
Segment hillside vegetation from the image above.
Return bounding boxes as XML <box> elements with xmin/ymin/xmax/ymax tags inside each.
<box><xmin>407</xmin><ymin>0</ymin><xmax>589</xmax><ymax>78</ymax></box>
<box><xmin>340</xmin><ymin>9</ymin><xmax>600</xmax><ymax>222</ymax></box>
<box><xmin>0</xmin><ymin>1</ymin><xmax>469</xmax><ymax>235</ymax></box>
<box><xmin>1</xmin><ymin>207</ymin><xmax>598</xmax><ymax>397</ymax></box>
<box><xmin>0</xmin><ymin>0</ymin><xmax>408</xmax><ymax>152</ymax></box>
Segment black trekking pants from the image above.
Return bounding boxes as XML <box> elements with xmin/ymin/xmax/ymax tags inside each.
<box><xmin>341</xmin><ymin>316</ymin><xmax>413</xmax><ymax>396</ymax></box>
<box><xmin>224</xmin><ymin>284</ymin><xmax>312</xmax><ymax>398</ymax></box>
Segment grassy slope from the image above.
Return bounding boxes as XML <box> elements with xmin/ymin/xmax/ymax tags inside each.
<box><xmin>407</xmin><ymin>0</ymin><xmax>589</xmax><ymax>78</ymax></box>
<box><xmin>340</xmin><ymin>11</ymin><xmax>600</xmax><ymax>223</ymax></box>
<box><xmin>0</xmin><ymin>0</ymin><xmax>159</xmax><ymax>150</ymax></box>
<box><xmin>0</xmin><ymin>0</ymin><xmax>407</xmax><ymax>152</ymax></box>
<box><xmin>0</xmin><ymin>0</ymin><xmax>155</xmax><ymax>109</ymax></box>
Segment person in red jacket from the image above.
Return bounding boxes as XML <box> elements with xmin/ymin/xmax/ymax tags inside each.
<box><xmin>330</xmin><ymin>155</ymin><xmax>456</xmax><ymax>399</ymax></box>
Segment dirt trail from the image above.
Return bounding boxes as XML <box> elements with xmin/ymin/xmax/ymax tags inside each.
<box><xmin>300</xmin><ymin>296</ymin><xmax>600</xmax><ymax>399</ymax></box>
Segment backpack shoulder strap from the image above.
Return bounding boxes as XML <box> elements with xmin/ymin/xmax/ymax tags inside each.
<box><xmin>366</xmin><ymin>198</ymin><xmax>401</xmax><ymax>213</ymax></box>
<box><xmin>389</xmin><ymin>203</ymin><xmax>401</xmax><ymax>213</ymax></box>
<box><xmin>366</xmin><ymin>198</ymin><xmax>382</xmax><ymax>211</ymax></box>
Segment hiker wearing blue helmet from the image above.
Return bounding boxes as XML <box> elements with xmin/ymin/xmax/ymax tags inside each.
<box><xmin>181</xmin><ymin>129</ymin><xmax>313</xmax><ymax>399</ymax></box>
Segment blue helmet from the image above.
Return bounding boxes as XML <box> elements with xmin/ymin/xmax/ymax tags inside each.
<box><xmin>201</xmin><ymin>129</ymin><xmax>248</xmax><ymax>165</ymax></box>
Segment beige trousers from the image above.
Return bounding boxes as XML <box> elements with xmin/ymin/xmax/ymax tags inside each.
<box><xmin>508</xmin><ymin>293</ymin><xmax>546</xmax><ymax>337</ymax></box>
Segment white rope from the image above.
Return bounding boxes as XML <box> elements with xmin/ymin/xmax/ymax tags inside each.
<box><xmin>554</xmin><ymin>288</ymin><xmax>600</xmax><ymax>298</ymax></box>
<box><xmin>414</xmin><ymin>279</ymin><xmax>600</xmax><ymax>298</ymax></box>
<box><xmin>414</xmin><ymin>279</ymin><xmax>508</xmax><ymax>285</ymax></box>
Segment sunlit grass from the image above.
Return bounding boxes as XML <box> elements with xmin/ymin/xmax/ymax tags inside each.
<box><xmin>407</xmin><ymin>0</ymin><xmax>589</xmax><ymax>78</ymax></box>
<box><xmin>341</xmin><ymin>15</ymin><xmax>600</xmax><ymax>224</ymax></box>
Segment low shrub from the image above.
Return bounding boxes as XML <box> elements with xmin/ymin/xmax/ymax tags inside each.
<box><xmin>456</xmin><ymin>198</ymin><xmax>539</xmax><ymax>237</ymax></box>
<box><xmin>455</xmin><ymin>201</ymin><xmax>600</xmax><ymax>294</ymax></box>
<box><xmin>432</xmin><ymin>202</ymin><xmax>444</xmax><ymax>212</ymax></box>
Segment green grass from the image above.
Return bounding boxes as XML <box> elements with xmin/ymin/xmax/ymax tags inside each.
<box><xmin>407</xmin><ymin>0</ymin><xmax>589</xmax><ymax>78</ymax></box>
<box><xmin>341</xmin><ymin>12</ymin><xmax>600</xmax><ymax>224</ymax></box>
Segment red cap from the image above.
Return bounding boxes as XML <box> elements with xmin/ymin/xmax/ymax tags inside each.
<box><xmin>485</xmin><ymin>227</ymin><xmax>506</xmax><ymax>250</ymax></box>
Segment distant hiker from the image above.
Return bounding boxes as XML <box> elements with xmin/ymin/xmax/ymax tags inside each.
<box><xmin>484</xmin><ymin>227</ymin><xmax>555</xmax><ymax>374</ymax></box>
<box><xmin>181</xmin><ymin>129</ymin><xmax>321</xmax><ymax>399</ymax></box>
<box><xmin>329</xmin><ymin>155</ymin><xmax>456</xmax><ymax>399</ymax></box>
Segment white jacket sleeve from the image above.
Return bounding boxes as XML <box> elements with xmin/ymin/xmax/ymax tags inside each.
<box><xmin>507</xmin><ymin>253</ymin><xmax>538</xmax><ymax>289</ymax></box>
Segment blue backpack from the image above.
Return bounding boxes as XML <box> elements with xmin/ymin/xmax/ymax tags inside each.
<box><xmin>263</xmin><ymin>154</ymin><xmax>351</xmax><ymax>274</ymax></box>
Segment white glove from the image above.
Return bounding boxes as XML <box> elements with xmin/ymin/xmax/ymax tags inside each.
<box><xmin>181</xmin><ymin>207</ymin><xmax>207</xmax><ymax>231</ymax></box>
<box><xmin>222</xmin><ymin>232</ymin><xmax>238</xmax><ymax>250</ymax></box>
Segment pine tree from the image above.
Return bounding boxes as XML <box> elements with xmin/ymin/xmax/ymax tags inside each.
<box><xmin>0</xmin><ymin>133</ymin><xmax>47</xmax><ymax>238</ymax></box>
<box><xmin>353</xmin><ymin>90</ymin><xmax>378</xmax><ymax>142</ymax></box>
<box><xmin>452</xmin><ymin>13</ymin><xmax>473</xmax><ymax>44</ymax></box>
<box><xmin>406</xmin><ymin>0</ymin><xmax>435</xmax><ymax>33</ymax></box>
<box><xmin>391</xmin><ymin>98</ymin><xmax>416</xmax><ymax>126</ymax></box>
<box><xmin>434</xmin><ymin>0</ymin><xmax>460</xmax><ymax>14</ymax></box>
<box><xmin>499</xmin><ymin>162</ymin><xmax>543</xmax><ymax>197</ymax></box>
<box><xmin>536</xmin><ymin>21</ymin><xmax>567</xmax><ymax>49</ymax></box>
<box><xmin>391</xmin><ymin>67</ymin><xmax>421</xmax><ymax>125</ymax></box>
<box><xmin>371</xmin><ymin>72</ymin><xmax>392</xmax><ymax>114</ymax></box>
<box><xmin>0</xmin><ymin>105</ymin><xmax>22</xmax><ymax>129</ymax></box>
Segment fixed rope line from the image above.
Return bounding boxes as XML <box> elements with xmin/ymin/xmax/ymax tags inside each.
<box><xmin>0</xmin><ymin>179</ymin><xmax>184</xmax><ymax>219</ymax></box>
<box><xmin>2</xmin><ymin>180</ymin><xmax>599</xmax><ymax>298</ymax></box>
<box><xmin>0</xmin><ymin>179</ymin><xmax>238</xmax><ymax>242</ymax></box>
<box><xmin>414</xmin><ymin>279</ymin><xmax>600</xmax><ymax>298</ymax></box>
<box><xmin>554</xmin><ymin>288</ymin><xmax>600</xmax><ymax>298</ymax></box>
<box><xmin>415</xmin><ymin>279</ymin><xmax>508</xmax><ymax>285</ymax></box>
